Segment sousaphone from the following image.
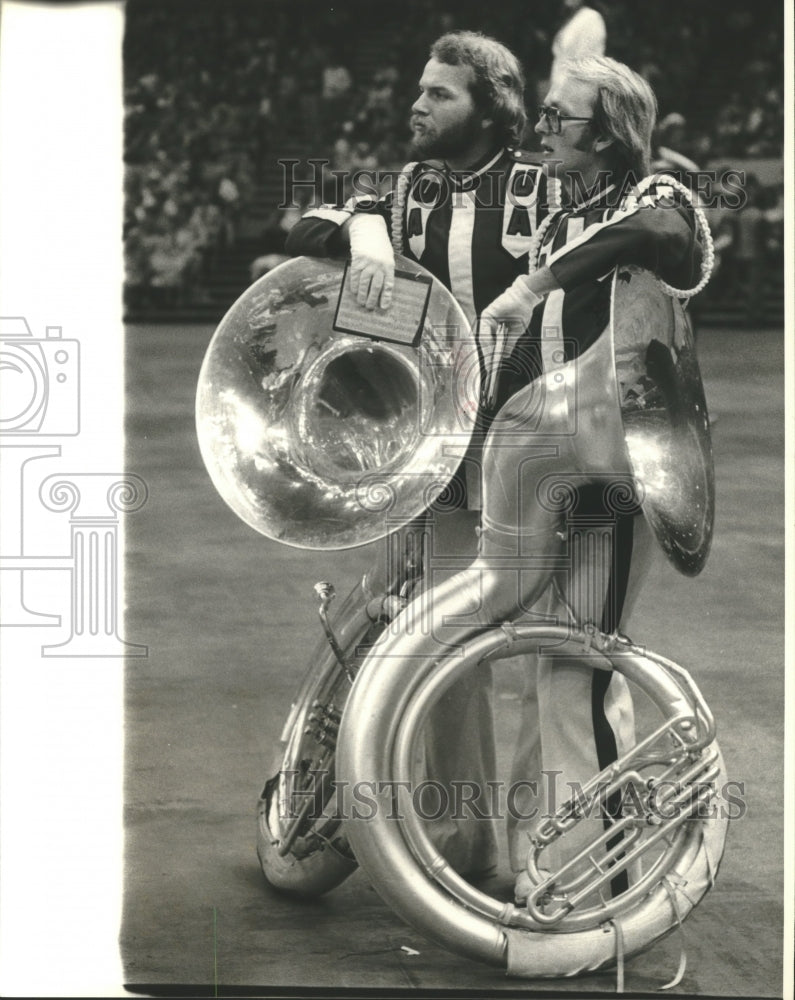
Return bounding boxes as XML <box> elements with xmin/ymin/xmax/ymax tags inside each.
<box><xmin>195</xmin><ymin>254</ymin><xmax>727</xmax><ymax>978</ymax></box>
<box><xmin>196</xmin><ymin>254</ymin><xmax>478</xmax><ymax>892</ymax></box>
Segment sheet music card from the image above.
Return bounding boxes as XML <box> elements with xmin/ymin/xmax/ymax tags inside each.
<box><xmin>333</xmin><ymin>263</ymin><xmax>432</xmax><ymax>346</ymax></box>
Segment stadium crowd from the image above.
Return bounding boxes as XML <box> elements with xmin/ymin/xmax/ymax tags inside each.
<box><xmin>123</xmin><ymin>0</ymin><xmax>783</xmax><ymax>313</ymax></box>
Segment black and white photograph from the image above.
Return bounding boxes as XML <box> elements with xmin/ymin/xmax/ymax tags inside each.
<box><xmin>0</xmin><ymin>1</ymin><xmax>791</xmax><ymax>997</ymax></box>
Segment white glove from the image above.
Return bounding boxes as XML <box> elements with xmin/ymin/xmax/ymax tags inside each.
<box><xmin>479</xmin><ymin>274</ymin><xmax>542</xmax><ymax>339</ymax></box>
<box><xmin>478</xmin><ymin>275</ymin><xmax>542</xmax><ymax>408</ymax></box>
<box><xmin>347</xmin><ymin>213</ymin><xmax>394</xmax><ymax>310</ymax></box>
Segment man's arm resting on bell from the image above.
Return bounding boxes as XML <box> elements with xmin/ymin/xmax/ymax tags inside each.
<box><xmin>545</xmin><ymin>203</ymin><xmax>701</xmax><ymax>292</ymax></box>
<box><xmin>478</xmin><ymin>201</ymin><xmax>701</xmax><ymax>341</ymax></box>
<box><xmin>285</xmin><ymin>201</ymin><xmax>395</xmax><ymax>310</ymax></box>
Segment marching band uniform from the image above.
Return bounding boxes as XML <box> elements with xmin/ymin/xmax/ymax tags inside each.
<box><xmin>288</xmin><ymin>150</ymin><xmax>551</xmax><ymax>324</ymax></box>
<box><xmin>486</xmin><ymin>177</ymin><xmax>704</xmax><ymax>887</ymax></box>
<box><xmin>288</xmin><ymin>150</ymin><xmax>557</xmax><ymax>509</ymax></box>
<box><xmin>286</xmin><ymin>162</ymin><xmax>703</xmax><ymax>887</ymax></box>
<box><xmin>493</xmin><ymin>178</ymin><xmax>702</xmax><ymax>407</ymax></box>
<box><xmin>287</xmin><ymin>148</ymin><xmax>551</xmax><ymax>875</ymax></box>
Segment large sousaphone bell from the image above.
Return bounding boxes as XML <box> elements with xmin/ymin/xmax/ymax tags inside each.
<box><xmin>196</xmin><ymin>254</ymin><xmax>478</xmax><ymax>549</ymax></box>
<box><xmin>613</xmin><ymin>266</ymin><xmax>714</xmax><ymax>574</ymax></box>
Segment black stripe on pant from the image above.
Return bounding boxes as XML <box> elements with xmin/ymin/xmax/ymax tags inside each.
<box><xmin>592</xmin><ymin>510</ymin><xmax>636</xmax><ymax>898</ymax></box>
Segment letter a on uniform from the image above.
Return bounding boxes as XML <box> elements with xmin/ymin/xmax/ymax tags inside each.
<box><xmin>506</xmin><ymin>206</ymin><xmax>531</xmax><ymax>237</ymax></box>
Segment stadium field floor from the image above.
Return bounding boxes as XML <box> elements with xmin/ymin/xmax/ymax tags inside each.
<box><xmin>122</xmin><ymin>323</ymin><xmax>786</xmax><ymax>997</ymax></box>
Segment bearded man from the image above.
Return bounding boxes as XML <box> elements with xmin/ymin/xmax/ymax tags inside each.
<box><xmin>285</xmin><ymin>30</ymin><xmax>553</xmax><ymax>879</ymax></box>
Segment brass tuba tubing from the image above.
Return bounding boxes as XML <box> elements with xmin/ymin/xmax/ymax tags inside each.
<box><xmin>336</xmin><ymin>327</ymin><xmax>679</xmax><ymax>961</ymax></box>
<box><xmin>337</xmin><ymin>618</ymin><xmax>728</xmax><ymax>967</ymax></box>
<box><xmin>336</xmin><ymin>270</ymin><xmax>726</xmax><ymax>973</ymax></box>
<box><xmin>394</xmin><ymin>629</ymin><xmax>714</xmax><ymax>930</ymax></box>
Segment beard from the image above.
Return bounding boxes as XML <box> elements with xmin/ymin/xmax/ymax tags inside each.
<box><xmin>409</xmin><ymin>112</ymin><xmax>485</xmax><ymax>162</ymax></box>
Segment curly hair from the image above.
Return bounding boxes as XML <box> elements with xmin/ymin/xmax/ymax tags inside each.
<box><xmin>430</xmin><ymin>31</ymin><xmax>527</xmax><ymax>147</ymax></box>
<box><xmin>558</xmin><ymin>56</ymin><xmax>658</xmax><ymax>177</ymax></box>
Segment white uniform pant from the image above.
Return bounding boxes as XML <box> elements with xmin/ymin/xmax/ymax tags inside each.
<box><xmin>366</xmin><ymin>508</ymin><xmax>498</xmax><ymax>876</ymax></box>
<box><xmin>507</xmin><ymin>511</ymin><xmax>656</xmax><ymax>890</ymax></box>
<box><xmin>364</xmin><ymin>506</ymin><xmax>655</xmax><ymax>882</ymax></box>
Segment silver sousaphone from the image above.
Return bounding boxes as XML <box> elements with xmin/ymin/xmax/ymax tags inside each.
<box><xmin>195</xmin><ymin>255</ymin><xmax>726</xmax><ymax>977</ymax></box>
<box><xmin>196</xmin><ymin>253</ymin><xmax>478</xmax><ymax>893</ymax></box>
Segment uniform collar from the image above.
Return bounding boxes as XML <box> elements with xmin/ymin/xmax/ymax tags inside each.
<box><xmin>443</xmin><ymin>148</ymin><xmax>504</xmax><ymax>190</ymax></box>
<box><xmin>571</xmin><ymin>181</ymin><xmax>617</xmax><ymax>210</ymax></box>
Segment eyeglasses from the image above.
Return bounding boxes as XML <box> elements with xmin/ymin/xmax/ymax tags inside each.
<box><xmin>537</xmin><ymin>105</ymin><xmax>594</xmax><ymax>134</ymax></box>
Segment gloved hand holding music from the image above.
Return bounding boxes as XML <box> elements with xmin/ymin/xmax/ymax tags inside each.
<box><xmin>346</xmin><ymin>213</ymin><xmax>394</xmax><ymax>311</ymax></box>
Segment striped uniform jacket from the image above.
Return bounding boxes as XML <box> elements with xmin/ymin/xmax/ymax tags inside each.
<box><xmin>495</xmin><ymin>178</ymin><xmax>703</xmax><ymax>409</ymax></box>
<box><xmin>285</xmin><ymin>147</ymin><xmax>551</xmax><ymax>507</ymax></box>
<box><xmin>287</xmin><ymin>165</ymin><xmax>700</xmax><ymax>390</ymax></box>
<box><xmin>285</xmin><ymin>147</ymin><xmax>552</xmax><ymax>326</ymax></box>
<box><xmin>286</xmin><ymin>166</ymin><xmax>701</xmax><ymax>504</ymax></box>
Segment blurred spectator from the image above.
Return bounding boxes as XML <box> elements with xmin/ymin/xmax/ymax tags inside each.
<box><xmin>249</xmin><ymin>252</ymin><xmax>290</xmax><ymax>284</ymax></box>
<box><xmin>700</xmin><ymin>171</ymin><xmax>737</xmax><ymax>305</ymax></box>
<box><xmin>762</xmin><ymin>183</ymin><xmax>784</xmax><ymax>261</ymax></box>
<box><xmin>652</xmin><ymin>113</ymin><xmax>700</xmax><ymax>192</ymax></box>
<box><xmin>249</xmin><ymin>189</ymin><xmax>316</xmax><ymax>283</ymax></box>
<box><xmin>723</xmin><ymin>174</ymin><xmax>768</xmax><ymax>323</ymax></box>
<box><xmin>122</xmin><ymin>0</ymin><xmax>783</xmax><ymax>314</ymax></box>
<box><xmin>323</xmin><ymin>63</ymin><xmax>353</xmax><ymax>101</ymax></box>
<box><xmin>652</xmin><ymin>114</ymin><xmax>699</xmax><ymax>173</ymax></box>
<box><xmin>218</xmin><ymin>177</ymin><xmax>240</xmax><ymax>245</ymax></box>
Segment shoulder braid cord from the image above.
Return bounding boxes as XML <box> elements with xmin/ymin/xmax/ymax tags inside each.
<box><xmin>390</xmin><ymin>161</ymin><xmax>417</xmax><ymax>254</ymax></box>
<box><xmin>390</xmin><ymin>166</ymin><xmax>714</xmax><ymax>302</ymax></box>
<box><xmin>527</xmin><ymin>172</ymin><xmax>715</xmax><ymax>301</ymax></box>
